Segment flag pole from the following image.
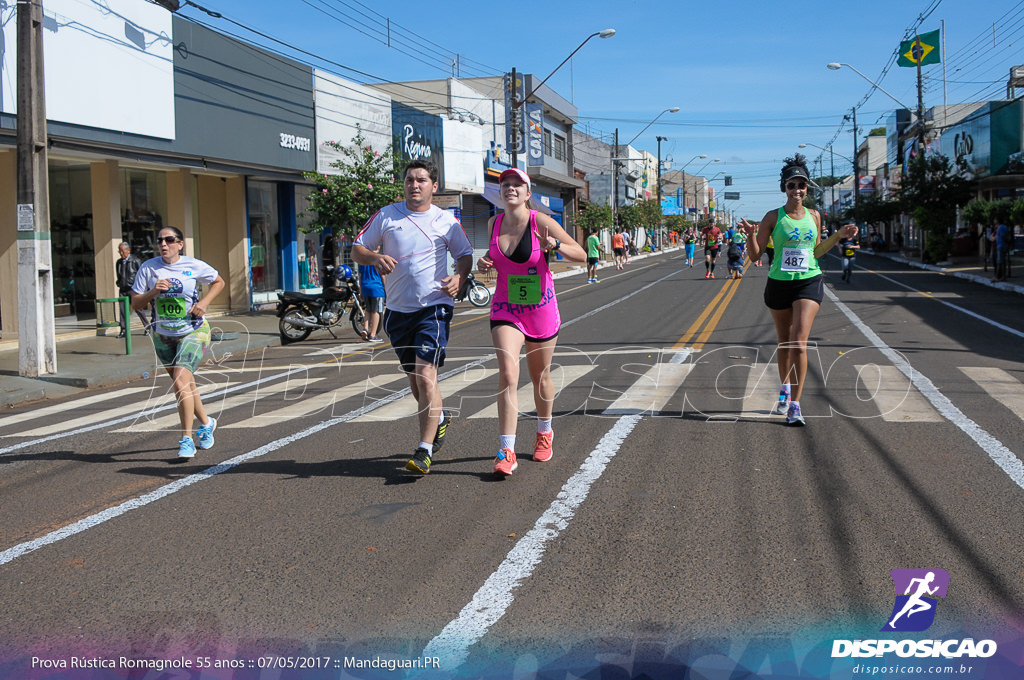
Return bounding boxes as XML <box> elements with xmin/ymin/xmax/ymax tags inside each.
<box><xmin>941</xmin><ymin>20</ymin><xmax>948</xmax><ymax>129</ymax></box>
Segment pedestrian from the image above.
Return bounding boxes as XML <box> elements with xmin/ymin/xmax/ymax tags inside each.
<box><xmin>739</xmin><ymin>154</ymin><xmax>858</xmax><ymax>426</ymax></box>
<box><xmin>701</xmin><ymin>220</ymin><xmax>722</xmax><ymax>279</ymax></box>
<box><xmin>131</xmin><ymin>227</ymin><xmax>225</xmax><ymax>458</ymax></box>
<box><xmin>357</xmin><ymin>260</ymin><xmax>386</xmax><ymax>342</ymax></box>
<box><xmin>476</xmin><ymin>168</ymin><xmax>586</xmax><ymax>476</ymax></box>
<box><xmin>115</xmin><ymin>242</ymin><xmax>150</xmax><ymax>338</ymax></box>
<box><xmin>726</xmin><ymin>238</ymin><xmax>744</xmax><ymax>279</ymax></box>
<box><xmin>683</xmin><ymin>227</ymin><xmax>696</xmax><ymax>267</ymax></box>
<box><xmin>994</xmin><ymin>220</ymin><xmax>1011</xmax><ymax>281</ymax></box>
<box><xmin>612</xmin><ymin>227</ymin><xmax>626</xmax><ymax>269</ymax></box>
<box><xmin>586</xmin><ymin>227</ymin><xmax>604</xmax><ymax>283</ymax></box>
<box><xmin>838</xmin><ymin>231</ymin><xmax>860</xmax><ymax>282</ymax></box>
<box><xmin>622</xmin><ymin>229</ymin><xmax>633</xmax><ymax>262</ymax></box>
<box><xmin>351</xmin><ymin>159</ymin><xmax>474</xmax><ymax>474</ymax></box>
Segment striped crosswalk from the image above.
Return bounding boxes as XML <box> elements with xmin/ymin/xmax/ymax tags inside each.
<box><xmin>4</xmin><ymin>357</ymin><xmax>1024</xmax><ymax>438</ymax></box>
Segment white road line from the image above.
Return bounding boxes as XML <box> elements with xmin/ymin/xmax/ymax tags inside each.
<box><xmin>348</xmin><ymin>369</ymin><xmax>498</xmax><ymax>423</ymax></box>
<box><xmin>855</xmin><ymin>365</ymin><xmax>943</xmax><ymax>422</ymax></box>
<box><xmin>602</xmin><ymin>363</ymin><xmax>693</xmax><ymax>415</ymax></box>
<box><xmin>560</xmin><ymin>269</ymin><xmax>680</xmax><ymax>329</ymax></box>
<box><xmin>421</xmin><ymin>414</ymin><xmax>643</xmax><ymax>669</ymax></box>
<box><xmin>10</xmin><ymin>381</ymin><xmax>240</xmax><ymax>438</ymax></box>
<box><xmin>468</xmin><ymin>364</ymin><xmax>596</xmax><ymax>420</ymax></box>
<box><xmin>825</xmin><ymin>287</ymin><xmax>1024</xmax><ymax>490</ymax></box>
<box><xmin>0</xmin><ymin>357</ymin><xmax>493</xmax><ymax>568</ymax></box>
<box><xmin>960</xmin><ymin>367</ymin><xmax>1024</xmax><ymax>421</ymax></box>
<box><xmin>0</xmin><ymin>385</ymin><xmax>154</xmax><ymax>430</ymax></box>
<box><xmin>225</xmin><ymin>374</ymin><xmax>407</xmax><ymax>428</ymax></box>
<box><xmin>114</xmin><ymin>379</ymin><xmax>324</xmax><ymax>432</ymax></box>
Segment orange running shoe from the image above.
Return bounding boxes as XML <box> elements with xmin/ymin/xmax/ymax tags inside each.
<box><xmin>493</xmin><ymin>448</ymin><xmax>518</xmax><ymax>476</ymax></box>
<box><xmin>533</xmin><ymin>431</ymin><xmax>553</xmax><ymax>462</ymax></box>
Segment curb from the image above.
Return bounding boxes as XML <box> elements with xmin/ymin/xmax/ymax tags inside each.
<box><xmin>869</xmin><ymin>251</ymin><xmax>1024</xmax><ymax>296</ymax></box>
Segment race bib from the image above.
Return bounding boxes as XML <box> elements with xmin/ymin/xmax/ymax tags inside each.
<box><xmin>156</xmin><ymin>295</ymin><xmax>189</xmax><ymax>319</ymax></box>
<box><xmin>781</xmin><ymin>247</ymin><xmax>810</xmax><ymax>273</ymax></box>
<box><xmin>508</xmin><ymin>274</ymin><xmax>542</xmax><ymax>305</ymax></box>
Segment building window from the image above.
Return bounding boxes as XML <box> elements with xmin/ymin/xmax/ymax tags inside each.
<box><xmin>553</xmin><ymin>134</ymin><xmax>566</xmax><ymax>161</ymax></box>
<box><xmin>248</xmin><ymin>181</ymin><xmax>280</xmax><ymax>295</ymax></box>
<box><xmin>544</xmin><ymin>129</ymin><xmax>552</xmax><ymax>156</ymax></box>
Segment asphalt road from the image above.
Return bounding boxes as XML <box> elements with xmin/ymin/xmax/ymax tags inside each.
<box><xmin>1</xmin><ymin>251</ymin><xmax>1023</xmax><ymax>679</ymax></box>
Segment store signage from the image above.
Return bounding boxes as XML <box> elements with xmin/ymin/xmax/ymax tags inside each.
<box><xmin>392</xmin><ymin>102</ymin><xmax>444</xmax><ymax>180</ymax></box>
<box><xmin>503</xmin><ymin>72</ymin><xmax>526</xmax><ymax>155</ymax></box>
<box><xmin>526</xmin><ymin>103</ymin><xmax>544</xmax><ymax>167</ymax></box>
<box><xmin>279</xmin><ymin>133</ymin><xmax>311</xmax><ymax>152</ymax></box>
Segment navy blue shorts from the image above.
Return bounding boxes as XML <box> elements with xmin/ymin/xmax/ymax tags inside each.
<box><xmin>383</xmin><ymin>304</ymin><xmax>452</xmax><ymax>373</ymax></box>
<box><xmin>763</xmin><ymin>275</ymin><xmax>824</xmax><ymax>310</ymax></box>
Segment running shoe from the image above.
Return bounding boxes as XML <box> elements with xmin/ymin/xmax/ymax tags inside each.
<box><xmin>593</xmin><ymin>278</ymin><xmax>600</xmax><ymax>284</ymax></box>
<box><xmin>493</xmin><ymin>447</ymin><xmax>518</xmax><ymax>476</ymax></box>
<box><xmin>533</xmin><ymin>432</ymin><xmax>553</xmax><ymax>462</ymax></box>
<box><xmin>433</xmin><ymin>410</ymin><xmax>451</xmax><ymax>452</ymax></box>
<box><xmin>196</xmin><ymin>417</ymin><xmax>217</xmax><ymax>450</ymax></box>
<box><xmin>786</xmin><ymin>403</ymin><xmax>806</xmax><ymax>427</ymax></box>
<box><xmin>710</xmin><ymin>273</ymin><xmax>715</xmax><ymax>279</ymax></box>
<box><xmin>177</xmin><ymin>436</ymin><xmax>196</xmax><ymax>459</ymax></box>
<box><xmin>406</xmin><ymin>447</ymin><xmax>432</xmax><ymax>474</ymax></box>
<box><xmin>704</xmin><ymin>272</ymin><xmax>710</xmax><ymax>279</ymax></box>
<box><xmin>776</xmin><ymin>390</ymin><xmax>791</xmax><ymax>415</ymax></box>
<box><xmin>367</xmin><ymin>336</ymin><xmax>385</xmax><ymax>343</ymax></box>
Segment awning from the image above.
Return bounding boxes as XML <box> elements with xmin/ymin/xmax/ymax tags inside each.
<box><xmin>481</xmin><ymin>183</ymin><xmax>555</xmax><ymax>215</ymax></box>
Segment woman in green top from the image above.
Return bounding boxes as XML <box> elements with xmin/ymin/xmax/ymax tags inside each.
<box><xmin>740</xmin><ymin>155</ymin><xmax>858</xmax><ymax>426</ymax></box>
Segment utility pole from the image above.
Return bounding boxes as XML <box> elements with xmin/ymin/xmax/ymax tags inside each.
<box><xmin>613</xmin><ymin>128</ymin><xmax>619</xmax><ymax>220</ymax></box>
<box><xmin>915</xmin><ymin>43</ymin><xmax>927</xmax><ymax>150</ymax></box>
<box><xmin>17</xmin><ymin>0</ymin><xmax>57</xmax><ymax>377</ymax></box>
<box><xmin>851</xmin><ymin>106</ymin><xmax>859</xmax><ymax>227</ymax></box>
<box><xmin>656</xmin><ymin>136</ymin><xmax>666</xmax><ymax>206</ymax></box>
<box><xmin>510</xmin><ymin>67</ymin><xmax>519</xmax><ymax>169</ymax></box>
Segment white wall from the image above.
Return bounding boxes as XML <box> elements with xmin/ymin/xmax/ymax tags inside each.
<box><xmin>314</xmin><ymin>70</ymin><xmax>393</xmax><ymax>175</ymax></box>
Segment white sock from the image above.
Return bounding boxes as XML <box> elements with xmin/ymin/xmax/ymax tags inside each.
<box><xmin>781</xmin><ymin>382</ymin><xmax>791</xmax><ymax>394</ymax></box>
<box><xmin>500</xmin><ymin>434</ymin><xmax>516</xmax><ymax>452</ymax></box>
<box><xmin>537</xmin><ymin>418</ymin><xmax>552</xmax><ymax>434</ymax></box>
<box><xmin>419</xmin><ymin>442</ymin><xmax>433</xmax><ymax>454</ymax></box>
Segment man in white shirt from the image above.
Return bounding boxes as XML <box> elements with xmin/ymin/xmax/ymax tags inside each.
<box><xmin>352</xmin><ymin>160</ymin><xmax>474</xmax><ymax>474</ymax></box>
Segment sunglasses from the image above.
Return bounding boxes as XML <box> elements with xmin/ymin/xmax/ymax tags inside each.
<box><xmin>157</xmin><ymin>235</ymin><xmax>181</xmax><ymax>244</ymax></box>
<box><xmin>786</xmin><ymin>181</ymin><xmax>807</xmax><ymax>190</ymax></box>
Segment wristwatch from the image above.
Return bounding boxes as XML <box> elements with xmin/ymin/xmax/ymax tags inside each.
<box><xmin>552</xmin><ymin>239</ymin><xmax>561</xmax><ymax>251</ymax></box>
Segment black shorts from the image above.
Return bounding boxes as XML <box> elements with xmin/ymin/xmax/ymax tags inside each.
<box><xmin>587</xmin><ymin>257</ymin><xmax>599</xmax><ymax>266</ymax></box>
<box><xmin>613</xmin><ymin>247</ymin><xmax>625</xmax><ymax>256</ymax></box>
<box><xmin>763</xmin><ymin>275</ymin><xmax>824</xmax><ymax>310</ymax></box>
<box><xmin>364</xmin><ymin>295</ymin><xmax>384</xmax><ymax>314</ymax></box>
<box><xmin>705</xmin><ymin>246</ymin><xmax>719</xmax><ymax>258</ymax></box>
<box><xmin>489</xmin><ymin>320</ymin><xmax>559</xmax><ymax>344</ymax></box>
<box><xmin>382</xmin><ymin>304</ymin><xmax>452</xmax><ymax>373</ymax></box>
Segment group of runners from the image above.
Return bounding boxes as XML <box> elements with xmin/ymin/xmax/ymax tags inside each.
<box><xmin>134</xmin><ymin>153</ymin><xmax>855</xmax><ymax>466</ymax></box>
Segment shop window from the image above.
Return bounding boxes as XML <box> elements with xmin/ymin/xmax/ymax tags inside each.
<box><xmin>553</xmin><ymin>134</ymin><xmax>566</xmax><ymax>161</ymax></box>
<box><xmin>544</xmin><ymin>129</ymin><xmax>552</xmax><ymax>156</ymax></box>
<box><xmin>49</xmin><ymin>163</ymin><xmax>94</xmax><ymax>317</ymax></box>
<box><xmin>295</xmin><ymin>186</ymin><xmax>322</xmax><ymax>290</ymax></box>
<box><xmin>248</xmin><ymin>181</ymin><xmax>280</xmax><ymax>294</ymax></box>
<box><xmin>120</xmin><ymin>168</ymin><xmax>168</xmax><ymax>261</ymax></box>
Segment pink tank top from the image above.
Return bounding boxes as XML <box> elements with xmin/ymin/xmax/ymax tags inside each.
<box><xmin>489</xmin><ymin>210</ymin><xmax>561</xmax><ymax>339</ymax></box>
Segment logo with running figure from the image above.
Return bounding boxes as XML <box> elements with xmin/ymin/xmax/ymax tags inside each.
<box><xmin>881</xmin><ymin>569</ymin><xmax>949</xmax><ymax>632</ymax></box>
<box><xmin>166</xmin><ymin>278</ymin><xmax>184</xmax><ymax>294</ymax></box>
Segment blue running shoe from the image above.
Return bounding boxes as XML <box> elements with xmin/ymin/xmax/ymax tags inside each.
<box><xmin>177</xmin><ymin>436</ymin><xmax>197</xmax><ymax>458</ymax></box>
<box><xmin>785</xmin><ymin>403</ymin><xmax>805</xmax><ymax>427</ymax></box>
<box><xmin>196</xmin><ymin>417</ymin><xmax>217</xmax><ymax>450</ymax></box>
<box><xmin>776</xmin><ymin>390</ymin><xmax>791</xmax><ymax>415</ymax></box>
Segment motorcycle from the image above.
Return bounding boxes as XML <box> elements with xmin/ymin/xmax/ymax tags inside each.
<box><xmin>456</xmin><ymin>272</ymin><xmax>492</xmax><ymax>308</ymax></box>
<box><xmin>277</xmin><ymin>264</ymin><xmax>368</xmax><ymax>344</ymax></box>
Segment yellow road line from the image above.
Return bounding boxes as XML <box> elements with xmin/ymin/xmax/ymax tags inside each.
<box><xmin>671</xmin><ymin>277</ymin><xmax>736</xmax><ymax>350</ymax></box>
<box><xmin>692</xmin><ymin>276</ymin><xmax>742</xmax><ymax>350</ymax></box>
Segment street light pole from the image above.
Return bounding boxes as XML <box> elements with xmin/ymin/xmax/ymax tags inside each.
<box><xmin>656</xmin><ymin>136</ymin><xmax>667</xmax><ymax>206</ymax></box>
<box><xmin>17</xmin><ymin>0</ymin><xmax>57</xmax><ymax>376</ymax></box>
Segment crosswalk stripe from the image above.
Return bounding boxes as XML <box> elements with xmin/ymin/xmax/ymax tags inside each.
<box><xmin>740</xmin><ymin>362</ymin><xmax>783</xmax><ymax>418</ymax></box>
<box><xmin>10</xmin><ymin>381</ymin><xmax>240</xmax><ymax>438</ymax></box>
<box><xmin>959</xmin><ymin>367</ymin><xmax>1024</xmax><ymax>420</ymax></box>
<box><xmin>224</xmin><ymin>374</ymin><xmax>408</xmax><ymax>428</ymax></box>
<box><xmin>856</xmin><ymin>365</ymin><xmax>944</xmax><ymax>422</ymax></box>
<box><xmin>0</xmin><ymin>385</ymin><xmax>154</xmax><ymax>430</ymax></box>
<box><xmin>602</xmin><ymin>363</ymin><xmax>694</xmax><ymax>415</ymax></box>
<box><xmin>467</xmin><ymin>364</ymin><xmax>597</xmax><ymax>420</ymax></box>
<box><xmin>114</xmin><ymin>378</ymin><xmax>325</xmax><ymax>432</ymax></box>
<box><xmin>349</xmin><ymin>369</ymin><xmax>498</xmax><ymax>423</ymax></box>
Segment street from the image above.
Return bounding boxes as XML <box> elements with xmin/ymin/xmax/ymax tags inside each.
<box><xmin>1</xmin><ymin>251</ymin><xmax>1023</xmax><ymax>679</ymax></box>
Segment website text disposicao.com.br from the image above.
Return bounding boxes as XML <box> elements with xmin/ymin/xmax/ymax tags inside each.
<box><xmin>850</xmin><ymin>662</ymin><xmax>978</xmax><ymax>675</ymax></box>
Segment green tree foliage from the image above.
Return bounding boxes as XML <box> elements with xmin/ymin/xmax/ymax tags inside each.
<box><xmin>302</xmin><ymin>127</ymin><xmax>403</xmax><ymax>239</ymax></box>
<box><xmin>895</xmin><ymin>153</ymin><xmax>973</xmax><ymax>263</ymax></box>
<box><xmin>664</xmin><ymin>215</ymin><xmax>690</xmax><ymax>233</ymax></box>
<box><xmin>869</xmin><ymin>127</ymin><xmax>887</xmax><ymax>136</ymax></box>
<box><xmin>857</xmin><ymin>192</ymin><xmax>900</xmax><ymax>227</ymax></box>
<box><xmin>575</xmin><ymin>201</ymin><xmax>613</xmax><ymax>233</ymax></box>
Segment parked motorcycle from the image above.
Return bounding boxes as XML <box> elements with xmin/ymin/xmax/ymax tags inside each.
<box><xmin>277</xmin><ymin>264</ymin><xmax>368</xmax><ymax>344</ymax></box>
<box><xmin>456</xmin><ymin>272</ymin><xmax>492</xmax><ymax>308</ymax></box>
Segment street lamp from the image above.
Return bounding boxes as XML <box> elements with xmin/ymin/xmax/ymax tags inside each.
<box><xmin>826</xmin><ymin>62</ymin><xmax>912</xmax><ymax>110</ymax></box>
<box><xmin>510</xmin><ymin>29</ymin><xmax>615</xmax><ymax>167</ymax></box>
<box><xmin>625</xmin><ymin>107</ymin><xmax>680</xmax><ymax>147</ymax></box>
<box><xmin>799</xmin><ymin>142</ymin><xmax>854</xmax><ymax>217</ymax></box>
<box><xmin>690</xmin><ymin>159</ymin><xmax>720</xmax><ymax>217</ymax></box>
<box><xmin>613</xmin><ymin>106</ymin><xmax>679</xmax><ymax>214</ymax></box>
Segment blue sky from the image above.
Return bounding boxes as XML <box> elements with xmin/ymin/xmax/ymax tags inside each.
<box><xmin>176</xmin><ymin>0</ymin><xmax>1024</xmax><ymax>218</ymax></box>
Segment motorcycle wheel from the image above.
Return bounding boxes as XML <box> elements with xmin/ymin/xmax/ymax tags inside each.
<box><xmin>468</xmin><ymin>282</ymin><xmax>491</xmax><ymax>307</ymax></box>
<box><xmin>350</xmin><ymin>307</ymin><xmax>368</xmax><ymax>340</ymax></box>
<box><xmin>279</xmin><ymin>308</ymin><xmax>313</xmax><ymax>344</ymax></box>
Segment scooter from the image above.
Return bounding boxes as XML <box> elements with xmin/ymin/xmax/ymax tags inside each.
<box><xmin>277</xmin><ymin>264</ymin><xmax>367</xmax><ymax>344</ymax></box>
<box><xmin>456</xmin><ymin>272</ymin><xmax>492</xmax><ymax>308</ymax></box>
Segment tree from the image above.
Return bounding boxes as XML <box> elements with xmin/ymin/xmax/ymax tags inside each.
<box><xmin>869</xmin><ymin>126</ymin><xmax>887</xmax><ymax>136</ymax></box>
<box><xmin>302</xmin><ymin>127</ymin><xmax>403</xmax><ymax>240</ymax></box>
<box><xmin>664</xmin><ymin>215</ymin><xmax>690</xmax><ymax>233</ymax></box>
<box><xmin>895</xmin><ymin>153</ymin><xmax>973</xmax><ymax>263</ymax></box>
<box><xmin>575</xmin><ymin>201</ymin><xmax>613</xmax><ymax>233</ymax></box>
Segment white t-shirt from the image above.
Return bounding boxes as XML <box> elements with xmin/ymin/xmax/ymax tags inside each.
<box><xmin>132</xmin><ymin>255</ymin><xmax>219</xmax><ymax>337</ymax></box>
<box><xmin>355</xmin><ymin>203</ymin><xmax>473</xmax><ymax>313</ymax></box>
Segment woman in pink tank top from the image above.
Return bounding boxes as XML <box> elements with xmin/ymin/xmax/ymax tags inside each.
<box><xmin>476</xmin><ymin>168</ymin><xmax>586</xmax><ymax>476</ymax></box>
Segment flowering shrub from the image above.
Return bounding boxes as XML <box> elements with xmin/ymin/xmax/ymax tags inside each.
<box><xmin>302</xmin><ymin>127</ymin><xmax>403</xmax><ymax>239</ymax></box>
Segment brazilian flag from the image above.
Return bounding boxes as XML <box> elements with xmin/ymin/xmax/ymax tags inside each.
<box><xmin>898</xmin><ymin>29</ymin><xmax>941</xmax><ymax>67</ymax></box>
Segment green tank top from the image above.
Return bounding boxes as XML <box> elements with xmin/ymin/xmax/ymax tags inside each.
<box><xmin>769</xmin><ymin>207</ymin><xmax>821</xmax><ymax>281</ymax></box>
